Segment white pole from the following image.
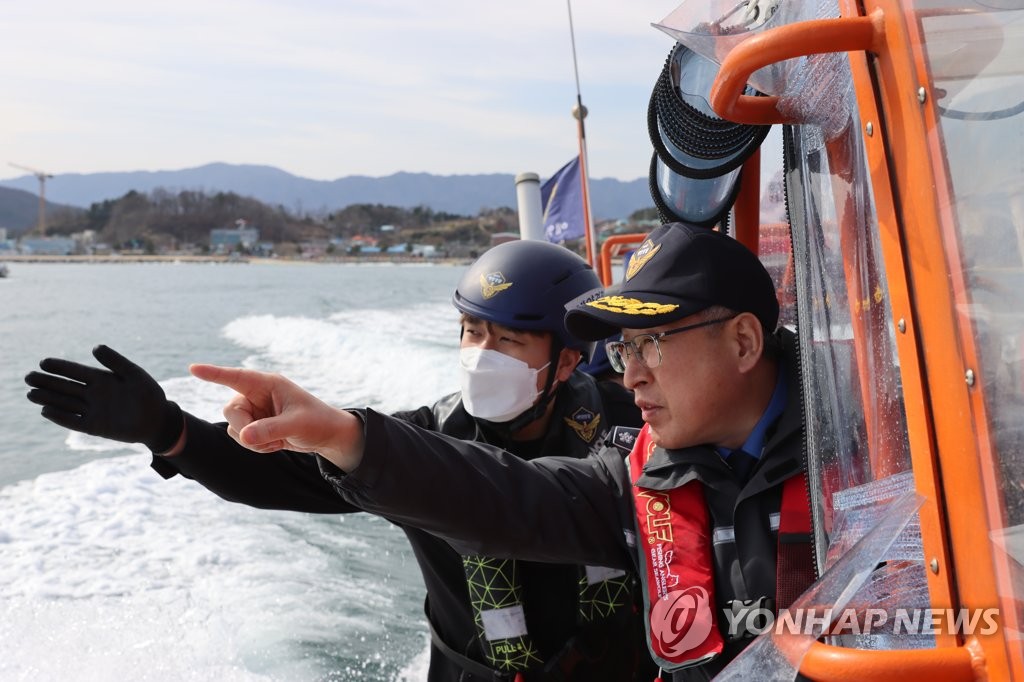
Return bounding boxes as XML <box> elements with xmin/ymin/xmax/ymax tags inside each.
<box><xmin>514</xmin><ymin>172</ymin><xmax>545</xmax><ymax>241</ymax></box>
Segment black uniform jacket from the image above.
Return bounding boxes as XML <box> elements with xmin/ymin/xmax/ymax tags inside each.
<box><xmin>152</xmin><ymin>370</ymin><xmax>652</xmax><ymax>681</ymax></box>
<box><xmin>318</xmin><ymin>331</ymin><xmax>807</xmax><ymax>681</ymax></box>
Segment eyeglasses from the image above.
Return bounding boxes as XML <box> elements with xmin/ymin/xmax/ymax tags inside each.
<box><xmin>604</xmin><ymin>316</ymin><xmax>737</xmax><ymax>373</ymax></box>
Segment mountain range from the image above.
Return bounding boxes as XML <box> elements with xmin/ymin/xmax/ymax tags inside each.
<box><xmin>0</xmin><ymin>187</ymin><xmax>81</xmax><ymax>235</ymax></box>
<box><xmin>0</xmin><ymin>163</ymin><xmax>654</xmax><ymax>229</ymax></box>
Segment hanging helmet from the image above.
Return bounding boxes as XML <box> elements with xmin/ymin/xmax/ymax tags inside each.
<box><xmin>453</xmin><ymin>239</ymin><xmax>601</xmax><ymax>360</ymax></box>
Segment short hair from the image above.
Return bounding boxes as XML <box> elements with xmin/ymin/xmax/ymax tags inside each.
<box><xmin>459</xmin><ymin>313</ymin><xmax>548</xmax><ymax>339</ymax></box>
<box><xmin>697</xmin><ymin>305</ymin><xmax>781</xmax><ymax>359</ymax></box>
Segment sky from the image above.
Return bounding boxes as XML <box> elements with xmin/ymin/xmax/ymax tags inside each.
<box><xmin>0</xmin><ymin>1</ymin><xmax>688</xmax><ymax>183</ymax></box>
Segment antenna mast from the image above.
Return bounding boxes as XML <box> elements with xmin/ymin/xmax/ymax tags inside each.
<box><xmin>566</xmin><ymin>0</ymin><xmax>598</xmax><ymax>268</ymax></box>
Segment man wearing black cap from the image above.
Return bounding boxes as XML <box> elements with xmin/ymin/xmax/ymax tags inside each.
<box><xmin>183</xmin><ymin>223</ymin><xmax>813</xmax><ymax>679</ymax></box>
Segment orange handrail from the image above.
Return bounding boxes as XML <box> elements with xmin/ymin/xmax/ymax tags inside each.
<box><xmin>800</xmin><ymin>638</ymin><xmax>986</xmax><ymax>682</ymax></box>
<box><xmin>710</xmin><ymin>13</ymin><xmax>884</xmax><ymax>125</ymax></box>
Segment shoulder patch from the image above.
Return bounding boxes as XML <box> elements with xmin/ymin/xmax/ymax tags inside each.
<box><xmin>564</xmin><ymin>407</ymin><xmax>601</xmax><ymax>443</ymax></box>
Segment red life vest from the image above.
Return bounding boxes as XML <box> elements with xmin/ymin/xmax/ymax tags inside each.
<box><xmin>628</xmin><ymin>424</ymin><xmax>813</xmax><ymax>671</ymax></box>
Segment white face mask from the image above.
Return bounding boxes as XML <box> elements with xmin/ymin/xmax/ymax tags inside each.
<box><xmin>459</xmin><ymin>347</ymin><xmax>551</xmax><ymax>423</ymax></box>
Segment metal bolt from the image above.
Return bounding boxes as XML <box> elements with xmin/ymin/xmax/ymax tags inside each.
<box><xmin>866</xmin><ymin>121</ymin><xmax>874</xmax><ymax>136</ymax></box>
<box><xmin>930</xmin><ymin>558</ymin><xmax>939</xmax><ymax>574</ymax></box>
<box><xmin>897</xmin><ymin>318</ymin><xmax>906</xmax><ymax>333</ymax></box>
<box><xmin>966</xmin><ymin>369</ymin><xmax>976</xmax><ymax>387</ymax></box>
<box><xmin>918</xmin><ymin>87</ymin><xmax>927</xmax><ymax>103</ymax></box>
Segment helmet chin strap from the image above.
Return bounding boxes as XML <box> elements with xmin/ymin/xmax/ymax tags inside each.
<box><xmin>479</xmin><ymin>339</ymin><xmax>565</xmax><ymax>437</ymax></box>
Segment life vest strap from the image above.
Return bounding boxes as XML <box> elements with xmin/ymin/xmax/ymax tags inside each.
<box><xmin>427</xmin><ymin>614</ymin><xmax>515</xmax><ymax>681</ymax></box>
<box><xmin>776</xmin><ymin>473</ymin><xmax>816</xmax><ymax>610</ymax></box>
<box><xmin>629</xmin><ymin>425</ymin><xmax>725</xmax><ymax>671</ymax></box>
<box><xmin>425</xmin><ymin>598</ymin><xmax>590</xmax><ymax>682</ymax></box>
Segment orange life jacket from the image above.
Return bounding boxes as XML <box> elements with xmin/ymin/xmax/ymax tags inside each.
<box><xmin>628</xmin><ymin>423</ymin><xmax>814</xmax><ymax>671</ymax></box>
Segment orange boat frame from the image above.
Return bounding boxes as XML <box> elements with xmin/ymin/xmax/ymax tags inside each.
<box><xmin>597</xmin><ymin>1</ymin><xmax>1023</xmax><ymax>677</ymax></box>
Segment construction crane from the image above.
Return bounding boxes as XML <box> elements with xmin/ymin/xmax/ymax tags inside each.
<box><xmin>9</xmin><ymin>162</ymin><xmax>54</xmax><ymax>235</ymax></box>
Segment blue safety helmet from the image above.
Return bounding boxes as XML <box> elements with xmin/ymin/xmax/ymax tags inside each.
<box><xmin>453</xmin><ymin>239</ymin><xmax>601</xmax><ymax>360</ymax></box>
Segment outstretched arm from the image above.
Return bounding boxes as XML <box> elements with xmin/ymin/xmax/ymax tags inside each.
<box><xmin>189</xmin><ymin>363</ymin><xmax>366</xmax><ymax>471</ymax></box>
<box><xmin>192</xmin><ymin>364</ymin><xmax>634</xmax><ymax>567</ymax></box>
<box><xmin>25</xmin><ymin>346</ymin><xmax>357</xmax><ymax>514</ymax></box>
<box><xmin>26</xmin><ymin>345</ymin><xmax>184</xmax><ymax>452</ymax></box>
<box><xmin>328</xmin><ymin>408</ymin><xmax>636</xmax><ymax>567</ymax></box>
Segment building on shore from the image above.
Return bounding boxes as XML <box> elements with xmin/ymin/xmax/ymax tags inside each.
<box><xmin>19</xmin><ymin>236</ymin><xmax>76</xmax><ymax>255</ymax></box>
<box><xmin>211</xmin><ymin>219</ymin><xmax>260</xmax><ymax>254</ymax></box>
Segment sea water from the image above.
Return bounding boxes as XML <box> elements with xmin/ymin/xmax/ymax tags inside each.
<box><xmin>0</xmin><ymin>261</ymin><xmax>468</xmax><ymax>681</ymax></box>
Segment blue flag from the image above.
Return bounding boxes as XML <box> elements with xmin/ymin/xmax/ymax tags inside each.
<box><xmin>540</xmin><ymin>157</ymin><xmax>585</xmax><ymax>242</ymax></box>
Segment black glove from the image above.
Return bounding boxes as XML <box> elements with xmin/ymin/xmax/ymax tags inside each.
<box><xmin>25</xmin><ymin>344</ymin><xmax>184</xmax><ymax>453</ymax></box>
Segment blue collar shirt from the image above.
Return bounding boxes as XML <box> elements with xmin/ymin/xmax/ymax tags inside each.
<box><xmin>717</xmin><ymin>365</ymin><xmax>788</xmax><ymax>462</ymax></box>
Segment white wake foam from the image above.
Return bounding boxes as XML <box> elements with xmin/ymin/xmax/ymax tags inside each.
<box><xmin>221</xmin><ymin>302</ymin><xmax>460</xmax><ymax>413</ymax></box>
<box><xmin>6</xmin><ymin>300</ymin><xmax>459</xmax><ymax>680</ymax></box>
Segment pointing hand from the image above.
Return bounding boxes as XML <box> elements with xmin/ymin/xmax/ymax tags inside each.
<box><xmin>189</xmin><ymin>364</ymin><xmax>365</xmax><ymax>470</ymax></box>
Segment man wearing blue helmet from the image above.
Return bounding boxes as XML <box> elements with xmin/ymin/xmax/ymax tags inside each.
<box><xmin>169</xmin><ymin>223</ymin><xmax>813</xmax><ymax>680</ymax></box>
<box><xmin>25</xmin><ymin>240</ymin><xmax>654</xmax><ymax>682</ymax></box>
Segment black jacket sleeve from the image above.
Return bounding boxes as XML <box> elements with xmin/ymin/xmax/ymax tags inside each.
<box><xmin>151</xmin><ymin>412</ymin><xmax>360</xmax><ymax>513</ymax></box>
<box><xmin>319</xmin><ymin>408</ymin><xmax>637</xmax><ymax>569</ymax></box>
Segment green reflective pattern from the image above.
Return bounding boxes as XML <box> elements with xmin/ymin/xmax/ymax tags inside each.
<box><xmin>462</xmin><ymin>556</ymin><xmax>542</xmax><ymax>672</ymax></box>
<box><xmin>578</xmin><ymin>573</ymin><xmax>631</xmax><ymax>622</ymax></box>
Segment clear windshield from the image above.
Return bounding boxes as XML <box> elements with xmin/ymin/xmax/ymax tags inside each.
<box><xmin>776</xmin><ymin>0</ymin><xmax>926</xmax><ymax>647</ymax></box>
<box><xmin>918</xmin><ymin>0</ymin><xmax>1024</xmax><ymax>656</ymax></box>
<box><xmin>786</xmin><ymin>111</ymin><xmax>927</xmax><ymax>650</ymax></box>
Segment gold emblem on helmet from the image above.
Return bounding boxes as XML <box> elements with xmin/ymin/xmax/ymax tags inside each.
<box><xmin>480</xmin><ymin>272</ymin><xmax>513</xmax><ymax>299</ymax></box>
<box><xmin>585</xmin><ymin>295</ymin><xmax>678</xmax><ymax>316</ymax></box>
<box><xmin>565</xmin><ymin>408</ymin><xmax>601</xmax><ymax>443</ymax></box>
<box><xmin>625</xmin><ymin>239</ymin><xmax>660</xmax><ymax>280</ymax></box>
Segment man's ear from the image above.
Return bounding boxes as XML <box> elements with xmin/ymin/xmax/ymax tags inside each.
<box><xmin>733</xmin><ymin>313</ymin><xmax>764</xmax><ymax>373</ymax></box>
<box><xmin>555</xmin><ymin>348</ymin><xmax>582</xmax><ymax>382</ymax></box>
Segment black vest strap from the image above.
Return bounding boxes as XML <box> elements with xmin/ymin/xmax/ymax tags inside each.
<box><xmin>425</xmin><ymin>598</ymin><xmax>591</xmax><ymax>682</ymax></box>
<box><xmin>426</xmin><ymin>598</ymin><xmax>514</xmax><ymax>681</ymax></box>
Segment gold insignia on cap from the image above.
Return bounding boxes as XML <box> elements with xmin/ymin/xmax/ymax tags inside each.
<box><xmin>480</xmin><ymin>272</ymin><xmax>513</xmax><ymax>299</ymax></box>
<box><xmin>625</xmin><ymin>239</ymin><xmax>660</xmax><ymax>280</ymax></box>
<box><xmin>585</xmin><ymin>295</ymin><xmax>678</xmax><ymax>316</ymax></box>
<box><xmin>565</xmin><ymin>408</ymin><xmax>601</xmax><ymax>443</ymax></box>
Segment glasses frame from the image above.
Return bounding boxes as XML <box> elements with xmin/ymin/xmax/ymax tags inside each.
<box><xmin>605</xmin><ymin>315</ymin><xmax>738</xmax><ymax>373</ymax></box>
